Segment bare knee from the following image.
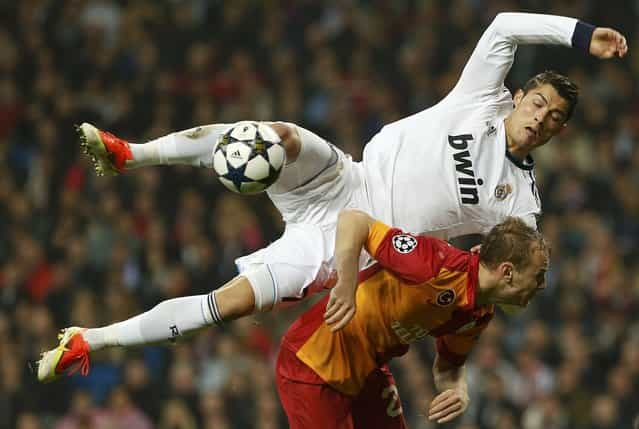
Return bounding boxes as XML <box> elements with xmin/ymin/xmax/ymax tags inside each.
<box><xmin>270</xmin><ymin>122</ymin><xmax>300</xmax><ymax>162</ymax></box>
<box><xmin>215</xmin><ymin>276</ymin><xmax>256</xmax><ymax>321</ymax></box>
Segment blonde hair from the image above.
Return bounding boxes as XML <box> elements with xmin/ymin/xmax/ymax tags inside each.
<box><xmin>480</xmin><ymin>217</ymin><xmax>546</xmax><ymax>270</ymax></box>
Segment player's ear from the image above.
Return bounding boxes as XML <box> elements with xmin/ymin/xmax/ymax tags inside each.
<box><xmin>513</xmin><ymin>89</ymin><xmax>525</xmax><ymax>108</ymax></box>
<box><xmin>499</xmin><ymin>262</ymin><xmax>514</xmax><ymax>284</ymax></box>
<box><xmin>558</xmin><ymin>121</ymin><xmax>569</xmax><ymax>134</ymax></box>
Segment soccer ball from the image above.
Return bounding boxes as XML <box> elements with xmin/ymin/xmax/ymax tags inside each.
<box><xmin>213</xmin><ymin>122</ymin><xmax>286</xmax><ymax>194</ymax></box>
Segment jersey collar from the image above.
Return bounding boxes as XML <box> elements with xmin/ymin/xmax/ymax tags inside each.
<box><xmin>506</xmin><ymin>148</ymin><xmax>535</xmax><ymax>171</ymax></box>
<box><xmin>499</xmin><ymin>121</ymin><xmax>536</xmax><ymax>171</ymax></box>
<box><xmin>462</xmin><ymin>253</ymin><xmax>480</xmax><ymax>311</ymax></box>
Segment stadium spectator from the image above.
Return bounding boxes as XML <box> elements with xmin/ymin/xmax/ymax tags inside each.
<box><xmin>0</xmin><ymin>1</ymin><xmax>637</xmax><ymax>428</ymax></box>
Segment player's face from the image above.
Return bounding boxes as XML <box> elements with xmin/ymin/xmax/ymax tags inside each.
<box><xmin>497</xmin><ymin>244</ymin><xmax>549</xmax><ymax>307</ymax></box>
<box><xmin>508</xmin><ymin>83</ymin><xmax>570</xmax><ymax>151</ymax></box>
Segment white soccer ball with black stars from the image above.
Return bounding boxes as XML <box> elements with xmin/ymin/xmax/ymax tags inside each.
<box><xmin>213</xmin><ymin>122</ymin><xmax>286</xmax><ymax>194</ymax></box>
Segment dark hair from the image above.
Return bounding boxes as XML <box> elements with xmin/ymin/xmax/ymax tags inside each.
<box><xmin>522</xmin><ymin>70</ymin><xmax>579</xmax><ymax>121</ymax></box>
<box><xmin>480</xmin><ymin>217</ymin><xmax>546</xmax><ymax>270</ymax></box>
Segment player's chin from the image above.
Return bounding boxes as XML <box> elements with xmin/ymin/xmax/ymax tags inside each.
<box><xmin>498</xmin><ymin>304</ymin><xmax>525</xmax><ymax>316</ymax></box>
<box><xmin>522</xmin><ymin>134</ymin><xmax>540</xmax><ymax>149</ymax></box>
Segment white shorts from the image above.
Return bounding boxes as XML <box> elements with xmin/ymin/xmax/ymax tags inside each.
<box><xmin>235</xmin><ymin>145</ymin><xmax>370</xmax><ymax>305</ymax></box>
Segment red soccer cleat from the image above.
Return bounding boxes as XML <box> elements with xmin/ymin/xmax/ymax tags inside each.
<box><xmin>77</xmin><ymin>122</ymin><xmax>132</xmax><ymax>176</ymax></box>
<box><xmin>36</xmin><ymin>327</ymin><xmax>91</xmax><ymax>383</ymax></box>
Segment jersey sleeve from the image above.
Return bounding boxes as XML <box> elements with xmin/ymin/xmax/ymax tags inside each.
<box><xmin>449</xmin><ymin>13</ymin><xmax>584</xmax><ymax>102</ymax></box>
<box><xmin>365</xmin><ymin>220</ymin><xmax>447</xmax><ymax>283</ymax></box>
<box><xmin>435</xmin><ymin>315</ymin><xmax>493</xmax><ymax>366</ymax></box>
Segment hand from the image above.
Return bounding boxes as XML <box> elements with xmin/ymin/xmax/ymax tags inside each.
<box><xmin>427</xmin><ymin>388</ymin><xmax>469</xmax><ymax>424</ymax></box>
<box><xmin>470</xmin><ymin>244</ymin><xmax>481</xmax><ymax>254</ymax></box>
<box><xmin>324</xmin><ymin>285</ymin><xmax>357</xmax><ymax>332</ymax></box>
<box><xmin>590</xmin><ymin>28</ymin><xmax>628</xmax><ymax>59</ymax></box>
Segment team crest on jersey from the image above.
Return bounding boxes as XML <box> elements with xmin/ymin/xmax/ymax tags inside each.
<box><xmin>436</xmin><ymin>289</ymin><xmax>456</xmax><ymax>307</ymax></box>
<box><xmin>494</xmin><ymin>184</ymin><xmax>512</xmax><ymax>201</ymax></box>
<box><xmin>392</xmin><ymin>234</ymin><xmax>417</xmax><ymax>254</ymax></box>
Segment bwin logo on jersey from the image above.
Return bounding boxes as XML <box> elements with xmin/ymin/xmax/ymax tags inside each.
<box><xmin>392</xmin><ymin>234</ymin><xmax>417</xmax><ymax>253</ymax></box>
<box><xmin>448</xmin><ymin>134</ymin><xmax>483</xmax><ymax>205</ymax></box>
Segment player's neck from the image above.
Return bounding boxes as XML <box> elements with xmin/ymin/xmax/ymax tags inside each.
<box><xmin>475</xmin><ymin>263</ymin><xmax>496</xmax><ymax>305</ymax></box>
<box><xmin>503</xmin><ymin>118</ymin><xmax>529</xmax><ymax>161</ymax></box>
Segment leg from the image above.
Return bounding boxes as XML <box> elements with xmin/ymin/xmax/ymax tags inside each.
<box><xmin>352</xmin><ymin>365</ymin><xmax>408</xmax><ymax>429</ymax></box>
<box><xmin>36</xmin><ymin>252</ymin><xmax>317</xmax><ymax>383</ymax></box>
<box><xmin>77</xmin><ymin>121</ymin><xmax>311</xmax><ymax>176</ymax></box>
<box><xmin>81</xmin><ymin>248</ymin><xmax>325</xmax><ymax>351</ymax></box>
<box><xmin>81</xmin><ymin>275</ymin><xmax>256</xmax><ymax>351</ymax></box>
<box><xmin>78</xmin><ymin>123</ymin><xmax>233</xmax><ymax>175</ymax></box>
<box><xmin>275</xmin><ymin>347</ymin><xmax>354</xmax><ymax>429</ymax></box>
<box><xmin>36</xmin><ymin>274</ymin><xmax>256</xmax><ymax>383</ymax></box>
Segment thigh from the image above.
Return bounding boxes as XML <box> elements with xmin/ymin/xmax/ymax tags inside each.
<box><xmin>268</xmin><ymin>149</ymin><xmax>357</xmax><ymax>225</ymax></box>
<box><xmin>234</xmin><ymin>220</ymin><xmax>368</xmax><ymax>309</ymax></box>
<box><xmin>352</xmin><ymin>365</ymin><xmax>407</xmax><ymax>429</ymax></box>
<box><xmin>235</xmin><ymin>223</ymin><xmax>335</xmax><ymax>305</ymax></box>
<box><xmin>276</xmin><ymin>363</ymin><xmax>354</xmax><ymax>429</ymax></box>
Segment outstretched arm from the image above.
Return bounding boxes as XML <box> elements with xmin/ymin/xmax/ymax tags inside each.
<box><xmin>450</xmin><ymin>12</ymin><xmax>628</xmax><ymax>101</ymax></box>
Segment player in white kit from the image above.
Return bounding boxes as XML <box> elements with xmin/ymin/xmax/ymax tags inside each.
<box><xmin>37</xmin><ymin>12</ymin><xmax>627</xmax><ymax>382</ymax></box>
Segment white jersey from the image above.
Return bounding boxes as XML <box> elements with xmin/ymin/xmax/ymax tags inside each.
<box><xmin>362</xmin><ymin>13</ymin><xmax>579</xmax><ymax>239</ymax></box>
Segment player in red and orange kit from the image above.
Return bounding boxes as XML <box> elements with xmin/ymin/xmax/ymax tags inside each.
<box><xmin>276</xmin><ymin>210</ymin><xmax>549</xmax><ymax>428</ymax></box>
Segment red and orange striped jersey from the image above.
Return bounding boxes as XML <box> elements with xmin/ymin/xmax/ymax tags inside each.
<box><xmin>280</xmin><ymin>221</ymin><xmax>494</xmax><ymax>396</ymax></box>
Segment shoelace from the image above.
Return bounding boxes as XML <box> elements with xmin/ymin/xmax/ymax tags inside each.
<box><xmin>63</xmin><ymin>339</ymin><xmax>91</xmax><ymax>376</ymax></box>
<box><xmin>101</xmin><ymin>131</ymin><xmax>121</xmax><ymax>143</ymax></box>
<box><xmin>74</xmin><ymin>351</ymin><xmax>90</xmax><ymax>376</ymax></box>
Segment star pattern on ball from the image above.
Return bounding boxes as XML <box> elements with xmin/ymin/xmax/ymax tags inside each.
<box><xmin>213</xmin><ymin>124</ymin><xmax>286</xmax><ymax>194</ymax></box>
<box><xmin>249</xmin><ymin>138</ymin><xmax>282</xmax><ymax>185</ymax></box>
<box><xmin>218</xmin><ymin>141</ymin><xmax>279</xmax><ymax>190</ymax></box>
<box><xmin>223</xmin><ymin>161</ymin><xmax>250</xmax><ymax>190</ymax></box>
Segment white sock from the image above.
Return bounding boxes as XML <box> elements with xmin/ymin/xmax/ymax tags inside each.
<box><xmin>82</xmin><ymin>293</ymin><xmax>222</xmax><ymax>351</ymax></box>
<box><xmin>127</xmin><ymin>124</ymin><xmax>233</xmax><ymax>169</ymax></box>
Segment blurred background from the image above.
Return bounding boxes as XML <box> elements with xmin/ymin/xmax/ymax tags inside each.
<box><xmin>0</xmin><ymin>0</ymin><xmax>638</xmax><ymax>428</ymax></box>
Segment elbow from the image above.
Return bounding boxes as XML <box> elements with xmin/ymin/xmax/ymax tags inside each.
<box><xmin>492</xmin><ymin>12</ymin><xmax>516</xmax><ymax>24</ymax></box>
<box><xmin>487</xmin><ymin>12</ymin><xmax>520</xmax><ymax>40</ymax></box>
<box><xmin>270</xmin><ymin>122</ymin><xmax>294</xmax><ymax>141</ymax></box>
<box><xmin>489</xmin><ymin>13</ymin><xmax>510</xmax><ymax>33</ymax></box>
<box><xmin>492</xmin><ymin>12</ymin><xmax>525</xmax><ymax>28</ymax></box>
<box><xmin>270</xmin><ymin>122</ymin><xmax>300</xmax><ymax>162</ymax></box>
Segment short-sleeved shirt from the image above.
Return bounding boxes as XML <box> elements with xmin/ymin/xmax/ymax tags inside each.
<box><xmin>280</xmin><ymin>221</ymin><xmax>494</xmax><ymax>396</ymax></box>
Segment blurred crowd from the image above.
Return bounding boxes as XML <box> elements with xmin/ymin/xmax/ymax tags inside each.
<box><xmin>1</xmin><ymin>0</ymin><xmax>638</xmax><ymax>428</ymax></box>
